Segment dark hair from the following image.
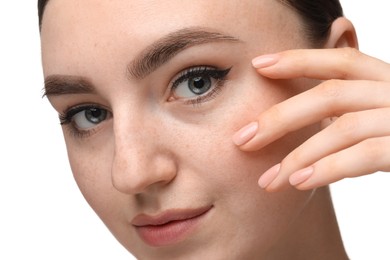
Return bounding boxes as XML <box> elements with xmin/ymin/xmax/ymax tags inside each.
<box><xmin>38</xmin><ymin>0</ymin><xmax>343</xmax><ymax>44</ymax></box>
<box><xmin>279</xmin><ymin>0</ymin><xmax>343</xmax><ymax>45</ymax></box>
<box><xmin>38</xmin><ymin>0</ymin><xmax>48</xmax><ymax>31</ymax></box>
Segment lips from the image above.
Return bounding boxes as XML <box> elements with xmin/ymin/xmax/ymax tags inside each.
<box><xmin>132</xmin><ymin>205</ymin><xmax>212</xmax><ymax>247</ymax></box>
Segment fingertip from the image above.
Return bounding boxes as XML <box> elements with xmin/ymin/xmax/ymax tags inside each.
<box><xmin>289</xmin><ymin>166</ymin><xmax>314</xmax><ymax>186</ymax></box>
<box><xmin>252</xmin><ymin>54</ymin><xmax>279</xmax><ymax>69</ymax></box>
<box><xmin>233</xmin><ymin>122</ymin><xmax>259</xmax><ymax>146</ymax></box>
<box><xmin>258</xmin><ymin>163</ymin><xmax>280</xmax><ymax>189</ymax></box>
<box><xmin>264</xmin><ymin>174</ymin><xmax>291</xmax><ymax>192</ymax></box>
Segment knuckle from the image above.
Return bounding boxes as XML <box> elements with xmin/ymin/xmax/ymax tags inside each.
<box><xmin>332</xmin><ymin>113</ymin><xmax>361</xmax><ymax>139</ymax></box>
<box><xmin>283</xmin><ymin>146</ymin><xmax>308</xmax><ymax>169</ymax></box>
<box><xmin>360</xmin><ymin>138</ymin><xmax>384</xmax><ymax>164</ymax></box>
<box><xmin>315</xmin><ymin>80</ymin><xmax>345</xmax><ymax>114</ymax></box>
<box><xmin>318</xmin><ymin>154</ymin><xmax>347</xmax><ymax>180</ymax></box>
<box><xmin>316</xmin><ymin>79</ymin><xmax>343</xmax><ymax>100</ymax></box>
<box><xmin>338</xmin><ymin>48</ymin><xmax>362</xmax><ymax>78</ymax></box>
<box><xmin>340</xmin><ymin>47</ymin><xmax>361</xmax><ymax>63</ymax></box>
<box><xmin>286</xmin><ymin>150</ymin><xmax>305</xmax><ymax>166</ymax></box>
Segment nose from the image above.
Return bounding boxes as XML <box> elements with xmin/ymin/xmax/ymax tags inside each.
<box><xmin>111</xmin><ymin>117</ymin><xmax>177</xmax><ymax>195</ymax></box>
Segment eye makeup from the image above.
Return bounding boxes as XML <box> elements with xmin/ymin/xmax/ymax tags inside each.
<box><xmin>169</xmin><ymin>66</ymin><xmax>232</xmax><ymax>106</ymax></box>
<box><xmin>59</xmin><ymin>104</ymin><xmax>112</xmax><ymax>139</ymax></box>
<box><xmin>58</xmin><ymin>65</ymin><xmax>233</xmax><ymax>139</ymax></box>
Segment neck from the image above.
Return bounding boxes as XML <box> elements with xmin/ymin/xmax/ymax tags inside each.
<box><xmin>266</xmin><ymin>186</ymin><xmax>349</xmax><ymax>260</ymax></box>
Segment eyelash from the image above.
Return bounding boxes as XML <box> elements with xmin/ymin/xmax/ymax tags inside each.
<box><xmin>170</xmin><ymin>66</ymin><xmax>232</xmax><ymax>106</ymax></box>
<box><xmin>59</xmin><ymin>104</ymin><xmax>110</xmax><ymax>139</ymax></box>
<box><xmin>59</xmin><ymin>66</ymin><xmax>232</xmax><ymax>139</ymax></box>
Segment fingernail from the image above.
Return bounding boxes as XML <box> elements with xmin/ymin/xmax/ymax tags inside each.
<box><xmin>259</xmin><ymin>164</ymin><xmax>281</xmax><ymax>189</ymax></box>
<box><xmin>289</xmin><ymin>166</ymin><xmax>314</xmax><ymax>186</ymax></box>
<box><xmin>252</xmin><ymin>54</ymin><xmax>279</xmax><ymax>69</ymax></box>
<box><xmin>233</xmin><ymin>122</ymin><xmax>258</xmax><ymax>146</ymax></box>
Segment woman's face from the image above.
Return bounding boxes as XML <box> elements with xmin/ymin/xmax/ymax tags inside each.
<box><xmin>41</xmin><ymin>0</ymin><xmax>320</xmax><ymax>258</ymax></box>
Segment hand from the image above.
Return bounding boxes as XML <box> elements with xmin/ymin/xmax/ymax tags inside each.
<box><xmin>233</xmin><ymin>48</ymin><xmax>390</xmax><ymax>192</ymax></box>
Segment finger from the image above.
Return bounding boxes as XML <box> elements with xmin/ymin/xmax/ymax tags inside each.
<box><xmin>252</xmin><ymin>48</ymin><xmax>390</xmax><ymax>81</ymax></box>
<box><xmin>235</xmin><ymin>80</ymin><xmax>390</xmax><ymax>151</ymax></box>
<box><xmin>267</xmin><ymin>107</ymin><xmax>390</xmax><ymax>190</ymax></box>
<box><xmin>291</xmin><ymin>136</ymin><xmax>390</xmax><ymax>190</ymax></box>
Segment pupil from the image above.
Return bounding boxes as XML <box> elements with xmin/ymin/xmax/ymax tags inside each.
<box><xmin>189</xmin><ymin>76</ymin><xmax>211</xmax><ymax>94</ymax></box>
<box><xmin>85</xmin><ymin>108</ymin><xmax>106</xmax><ymax>124</ymax></box>
<box><xmin>193</xmin><ymin>77</ymin><xmax>204</xmax><ymax>89</ymax></box>
<box><xmin>90</xmin><ymin>108</ymin><xmax>101</xmax><ymax>117</ymax></box>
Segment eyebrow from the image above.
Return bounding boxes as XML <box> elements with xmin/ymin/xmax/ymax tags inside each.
<box><xmin>127</xmin><ymin>27</ymin><xmax>240</xmax><ymax>79</ymax></box>
<box><xmin>43</xmin><ymin>27</ymin><xmax>240</xmax><ymax>97</ymax></box>
<box><xmin>43</xmin><ymin>75</ymin><xmax>95</xmax><ymax>97</ymax></box>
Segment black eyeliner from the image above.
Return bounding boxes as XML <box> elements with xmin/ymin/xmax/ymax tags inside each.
<box><xmin>170</xmin><ymin>66</ymin><xmax>232</xmax><ymax>106</ymax></box>
<box><xmin>172</xmin><ymin>66</ymin><xmax>231</xmax><ymax>89</ymax></box>
<box><xmin>59</xmin><ymin>104</ymin><xmax>109</xmax><ymax>125</ymax></box>
<box><xmin>59</xmin><ymin>105</ymin><xmax>89</xmax><ymax>125</ymax></box>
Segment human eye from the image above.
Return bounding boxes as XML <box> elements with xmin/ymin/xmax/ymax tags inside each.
<box><xmin>59</xmin><ymin>104</ymin><xmax>112</xmax><ymax>138</ymax></box>
<box><xmin>169</xmin><ymin>66</ymin><xmax>232</xmax><ymax>105</ymax></box>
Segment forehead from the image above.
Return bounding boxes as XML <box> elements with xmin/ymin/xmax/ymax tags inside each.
<box><xmin>41</xmin><ymin>0</ymin><xmax>298</xmax><ymax>44</ymax></box>
<box><xmin>40</xmin><ymin>0</ymin><xmax>302</xmax><ymax>75</ymax></box>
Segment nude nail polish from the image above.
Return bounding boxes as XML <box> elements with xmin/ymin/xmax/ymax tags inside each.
<box><xmin>258</xmin><ymin>164</ymin><xmax>281</xmax><ymax>189</ymax></box>
<box><xmin>289</xmin><ymin>166</ymin><xmax>314</xmax><ymax>186</ymax></box>
<box><xmin>233</xmin><ymin>122</ymin><xmax>258</xmax><ymax>146</ymax></box>
<box><xmin>252</xmin><ymin>54</ymin><xmax>279</xmax><ymax>69</ymax></box>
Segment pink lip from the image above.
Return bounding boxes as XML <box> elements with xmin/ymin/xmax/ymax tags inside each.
<box><xmin>132</xmin><ymin>205</ymin><xmax>213</xmax><ymax>247</ymax></box>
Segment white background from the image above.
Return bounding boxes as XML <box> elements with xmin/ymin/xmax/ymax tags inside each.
<box><xmin>0</xmin><ymin>1</ymin><xmax>389</xmax><ymax>259</ymax></box>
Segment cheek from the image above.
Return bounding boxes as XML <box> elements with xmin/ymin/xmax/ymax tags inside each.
<box><xmin>182</xmin><ymin>128</ymin><xmax>315</xmax><ymax>254</ymax></box>
<box><xmin>180</xmin><ymin>124</ymin><xmax>315</xmax><ymax>254</ymax></box>
<box><xmin>185</xmin><ymin>68</ymin><xmax>310</xmax><ymax>171</ymax></box>
<box><xmin>64</xmin><ymin>132</ymin><xmax>120</xmax><ymax>216</ymax></box>
<box><xmin>175</xmin><ymin>72</ymin><xmax>317</xmax><ymax>251</ymax></box>
<box><xmin>65</xmin><ymin>138</ymin><xmax>137</xmax><ymax>245</ymax></box>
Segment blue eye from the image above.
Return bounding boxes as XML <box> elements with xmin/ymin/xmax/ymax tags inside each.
<box><xmin>72</xmin><ymin>107</ymin><xmax>108</xmax><ymax>129</ymax></box>
<box><xmin>171</xmin><ymin>66</ymin><xmax>231</xmax><ymax>101</ymax></box>
<box><xmin>60</xmin><ymin>105</ymin><xmax>111</xmax><ymax>134</ymax></box>
<box><xmin>174</xmin><ymin>75</ymin><xmax>213</xmax><ymax>98</ymax></box>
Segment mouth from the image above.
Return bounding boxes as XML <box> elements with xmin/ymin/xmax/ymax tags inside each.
<box><xmin>131</xmin><ymin>205</ymin><xmax>213</xmax><ymax>247</ymax></box>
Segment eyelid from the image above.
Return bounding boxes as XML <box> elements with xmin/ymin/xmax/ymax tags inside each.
<box><xmin>170</xmin><ymin>66</ymin><xmax>226</xmax><ymax>89</ymax></box>
<box><xmin>59</xmin><ymin>103</ymin><xmax>111</xmax><ymax>125</ymax></box>
<box><xmin>59</xmin><ymin>103</ymin><xmax>112</xmax><ymax>139</ymax></box>
<box><xmin>168</xmin><ymin>66</ymin><xmax>232</xmax><ymax>105</ymax></box>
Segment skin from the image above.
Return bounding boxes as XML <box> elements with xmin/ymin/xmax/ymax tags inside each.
<box><xmin>238</xmin><ymin>27</ymin><xmax>390</xmax><ymax>192</ymax></box>
<box><xmin>38</xmin><ymin>0</ymin><xmax>383</xmax><ymax>259</ymax></box>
